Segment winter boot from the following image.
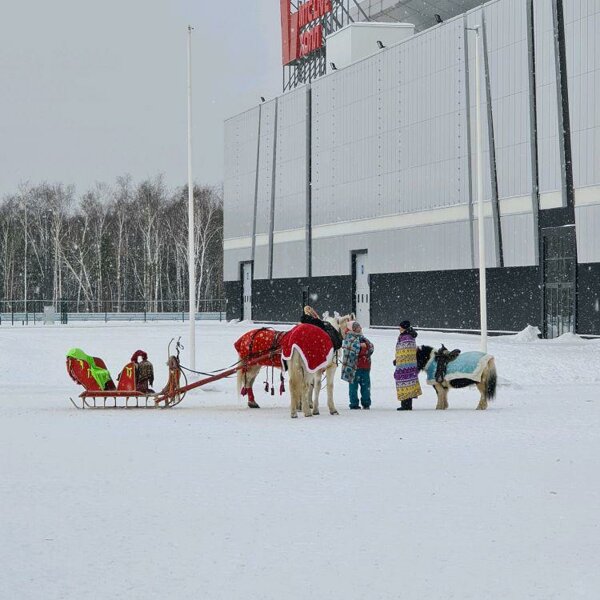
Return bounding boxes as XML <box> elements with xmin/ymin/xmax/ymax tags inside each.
<box><xmin>397</xmin><ymin>399</ymin><xmax>413</xmax><ymax>411</ymax></box>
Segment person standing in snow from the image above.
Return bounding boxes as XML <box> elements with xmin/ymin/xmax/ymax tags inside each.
<box><xmin>341</xmin><ymin>321</ymin><xmax>374</xmax><ymax>409</ymax></box>
<box><xmin>394</xmin><ymin>320</ymin><xmax>422</xmax><ymax>411</ymax></box>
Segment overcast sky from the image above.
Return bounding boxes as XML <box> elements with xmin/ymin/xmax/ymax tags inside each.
<box><xmin>0</xmin><ymin>0</ymin><xmax>282</xmax><ymax>198</ymax></box>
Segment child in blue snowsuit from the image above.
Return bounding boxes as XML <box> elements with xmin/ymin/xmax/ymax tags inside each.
<box><xmin>341</xmin><ymin>321</ymin><xmax>374</xmax><ymax>409</ymax></box>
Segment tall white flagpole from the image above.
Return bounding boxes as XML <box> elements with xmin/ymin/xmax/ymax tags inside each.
<box><xmin>187</xmin><ymin>25</ymin><xmax>196</xmax><ymax>369</ymax></box>
<box><xmin>473</xmin><ymin>24</ymin><xmax>488</xmax><ymax>353</ymax></box>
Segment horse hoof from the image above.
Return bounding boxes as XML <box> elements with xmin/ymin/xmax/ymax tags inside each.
<box><xmin>248</xmin><ymin>401</ymin><xmax>260</xmax><ymax>409</ymax></box>
<box><xmin>312</xmin><ymin>410</ymin><xmax>320</xmax><ymax>416</ymax></box>
<box><xmin>291</xmin><ymin>414</ymin><xmax>298</xmax><ymax>419</ymax></box>
<box><xmin>330</xmin><ymin>410</ymin><xmax>339</xmax><ymax>415</ymax></box>
<box><xmin>304</xmin><ymin>413</ymin><xmax>313</xmax><ymax>417</ymax></box>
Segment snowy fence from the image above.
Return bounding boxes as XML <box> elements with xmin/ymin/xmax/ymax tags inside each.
<box><xmin>0</xmin><ymin>311</ymin><xmax>225</xmax><ymax>325</ymax></box>
<box><xmin>0</xmin><ymin>298</ymin><xmax>227</xmax><ymax>325</ymax></box>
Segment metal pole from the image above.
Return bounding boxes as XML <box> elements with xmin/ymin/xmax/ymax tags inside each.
<box><xmin>473</xmin><ymin>24</ymin><xmax>488</xmax><ymax>352</ymax></box>
<box><xmin>187</xmin><ymin>25</ymin><xmax>196</xmax><ymax>370</ymax></box>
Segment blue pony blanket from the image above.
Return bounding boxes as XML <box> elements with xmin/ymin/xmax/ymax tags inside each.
<box><xmin>425</xmin><ymin>351</ymin><xmax>493</xmax><ymax>385</ymax></box>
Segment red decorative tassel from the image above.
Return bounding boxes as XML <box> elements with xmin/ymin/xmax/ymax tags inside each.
<box><xmin>241</xmin><ymin>387</ymin><xmax>247</xmax><ymax>397</ymax></box>
<box><xmin>279</xmin><ymin>374</ymin><xmax>285</xmax><ymax>395</ymax></box>
<box><xmin>264</xmin><ymin>381</ymin><xmax>269</xmax><ymax>393</ymax></box>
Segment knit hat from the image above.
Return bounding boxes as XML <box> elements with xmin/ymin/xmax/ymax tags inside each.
<box><xmin>399</xmin><ymin>320</ymin><xmax>411</xmax><ymax>330</ymax></box>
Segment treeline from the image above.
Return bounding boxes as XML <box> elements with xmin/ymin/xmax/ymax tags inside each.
<box><xmin>0</xmin><ymin>176</ymin><xmax>223</xmax><ymax>312</ymax></box>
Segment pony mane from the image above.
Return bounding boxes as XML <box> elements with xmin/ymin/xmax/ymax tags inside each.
<box><xmin>416</xmin><ymin>345</ymin><xmax>434</xmax><ymax>371</ymax></box>
<box><xmin>323</xmin><ymin>312</ymin><xmax>354</xmax><ymax>338</ymax></box>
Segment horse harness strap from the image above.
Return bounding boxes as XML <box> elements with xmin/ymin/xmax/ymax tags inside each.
<box><xmin>246</xmin><ymin>327</ymin><xmax>287</xmax><ymax>361</ymax></box>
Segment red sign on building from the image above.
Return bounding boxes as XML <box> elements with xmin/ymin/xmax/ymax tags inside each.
<box><xmin>280</xmin><ymin>0</ymin><xmax>332</xmax><ymax>65</ymax></box>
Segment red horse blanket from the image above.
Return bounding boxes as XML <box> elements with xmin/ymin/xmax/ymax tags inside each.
<box><xmin>281</xmin><ymin>324</ymin><xmax>333</xmax><ymax>373</ymax></box>
<box><xmin>234</xmin><ymin>328</ymin><xmax>286</xmax><ymax>369</ymax></box>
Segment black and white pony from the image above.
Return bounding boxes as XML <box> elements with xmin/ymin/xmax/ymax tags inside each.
<box><xmin>416</xmin><ymin>345</ymin><xmax>497</xmax><ymax>410</ymax></box>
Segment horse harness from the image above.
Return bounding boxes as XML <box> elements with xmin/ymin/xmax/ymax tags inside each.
<box><xmin>245</xmin><ymin>327</ymin><xmax>287</xmax><ymax>361</ymax></box>
<box><xmin>434</xmin><ymin>345</ymin><xmax>461</xmax><ymax>383</ymax></box>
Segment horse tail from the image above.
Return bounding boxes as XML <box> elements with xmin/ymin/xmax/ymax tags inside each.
<box><xmin>237</xmin><ymin>365</ymin><xmax>246</xmax><ymax>397</ymax></box>
<box><xmin>486</xmin><ymin>359</ymin><xmax>497</xmax><ymax>401</ymax></box>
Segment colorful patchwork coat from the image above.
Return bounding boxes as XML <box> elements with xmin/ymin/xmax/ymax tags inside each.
<box><xmin>341</xmin><ymin>331</ymin><xmax>362</xmax><ymax>384</ymax></box>
<box><xmin>394</xmin><ymin>331</ymin><xmax>422</xmax><ymax>401</ymax></box>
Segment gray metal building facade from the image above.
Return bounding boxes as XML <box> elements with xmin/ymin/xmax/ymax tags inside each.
<box><xmin>224</xmin><ymin>0</ymin><xmax>600</xmax><ymax>337</ymax></box>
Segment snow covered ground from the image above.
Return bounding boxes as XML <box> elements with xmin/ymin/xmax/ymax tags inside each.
<box><xmin>1</xmin><ymin>321</ymin><xmax>599</xmax><ymax>599</ymax></box>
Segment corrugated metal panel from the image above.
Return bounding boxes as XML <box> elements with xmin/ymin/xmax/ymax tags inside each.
<box><xmin>272</xmin><ymin>240</ymin><xmax>308</xmax><ymax>279</ymax></box>
<box><xmin>269</xmin><ymin>87</ymin><xmax>309</xmax><ymax>278</ymax></box>
<box><xmin>472</xmin><ymin>214</ymin><xmax>500</xmax><ymax>267</ymax></box>
<box><xmin>399</xmin><ymin>19</ymin><xmax>468</xmax><ymax>213</ymax></box>
<box><xmin>465</xmin><ymin>8</ymin><xmax>493</xmax><ymax>204</ymax></box>
<box><xmin>311</xmin><ymin>17</ymin><xmax>468</xmax><ymax>229</ymax></box>
<box><xmin>483</xmin><ymin>0</ymin><xmax>532</xmax><ymax>199</ymax></box>
<box><xmin>564</xmin><ymin>0</ymin><xmax>600</xmax><ymax>189</ymax></box>
<box><xmin>273</xmin><ymin>87</ymin><xmax>307</xmax><ymax>233</ymax></box>
<box><xmin>253</xmin><ymin>245</ymin><xmax>270</xmax><ymax>280</ymax></box>
<box><xmin>500</xmin><ymin>213</ymin><xmax>537</xmax><ymax>266</ymax></box>
<box><xmin>576</xmin><ymin>203</ymin><xmax>600</xmax><ymax>263</ymax></box>
<box><xmin>223</xmin><ymin>108</ymin><xmax>259</xmax><ymax>240</ymax></box>
<box><xmin>534</xmin><ymin>0</ymin><xmax>562</xmax><ymax>194</ymax></box>
<box><xmin>225</xmin><ymin>0</ymin><xmax>600</xmax><ymax>279</ymax></box>
<box><xmin>370</xmin><ymin>222</ymin><xmax>473</xmax><ymax>272</ymax></box>
<box><xmin>224</xmin><ymin>247</ymin><xmax>252</xmax><ymax>282</ymax></box>
<box><xmin>312</xmin><ymin>221</ymin><xmax>474</xmax><ymax>277</ymax></box>
<box><xmin>255</xmin><ymin>100</ymin><xmax>277</xmax><ymax>236</ymax></box>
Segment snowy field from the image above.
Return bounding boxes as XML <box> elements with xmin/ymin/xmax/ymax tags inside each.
<box><xmin>1</xmin><ymin>320</ymin><xmax>599</xmax><ymax>599</ymax></box>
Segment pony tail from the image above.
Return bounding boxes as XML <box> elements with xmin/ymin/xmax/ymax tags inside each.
<box><xmin>237</xmin><ymin>368</ymin><xmax>246</xmax><ymax>397</ymax></box>
<box><xmin>486</xmin><ymin>362</ymin><xmax>497</xmax><ymax>401</ymax></box>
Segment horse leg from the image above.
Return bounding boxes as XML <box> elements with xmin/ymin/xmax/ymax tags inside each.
<box><xmin>290</xmin><ymin>352</ymin><xmax>313</xmax><ymax>418</ymax></box>
<box><xmin>443</xmin><ymin>384</ymin><xmax>449</xmax><ymax>409</ymax></box>
<box><xmin>299</xmin><ymin>377</ymin><xmax>312</xmax><ymax>417</ymax></box>
<box><xmin>289</xmin><ymin>370</ymin><xmax>301</xmax><ymax>418</ymax></box>
<box><xmin>476</xmin><ymin>381</ymin><xmax>488</xmax><ymax>410</ymax></box>
<box><xmin>326</xmin><ymin>365</ymin><xmax>338</xmax><ymax>415</ymax></box>
<box><xmin>312</xmin><ymin>373</ymin><xmax>321</xmax><ymax>415</ymax></box>
<box><xmin>303</xmin><ymin>382</ymin><xmax>313</xmax><ymax>417</ymax></box>
<box><xmin>434</xmin><ymin>384</ymin><xmax>445</xmax><ymax>410</ymax></box>
<box><xmin>296</xmin><ymin>381</ymin><xmax>307</xmax><ymax>412</ymax></box>
<box><xmin>239</xmin><ymin>365</ymin><xmax>261</xmax><ymax>408</ymax></box>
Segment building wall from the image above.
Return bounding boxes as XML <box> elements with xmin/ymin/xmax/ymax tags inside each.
<box><xmin>564</xmin><ymin>0</ymin><xmax>600</xmax><ymax>262</ymax></box>
<box><xmin>534</xmin><ymin>0</ymin><xmax>562</xmax><ymax>203</ymax></box>
<box><xmin>224</xmin><ymin>0</ymin><xmax>600</xmax><ymax>335</ymax></box>
<box><xmin>223</xmin><ymin>107</ymin><xmax>257</xmax><ymax>281</ymax></box>
<box><xmin>272</xmin><ymin>87</ymin><xmax>309</xmax><ymax>279</ymax></box>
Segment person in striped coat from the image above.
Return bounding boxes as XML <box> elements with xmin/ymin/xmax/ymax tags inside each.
<box><xmin>394</xmin><ymin>320</ymin><xmax>422</xmax><ymax>411</ymax></box>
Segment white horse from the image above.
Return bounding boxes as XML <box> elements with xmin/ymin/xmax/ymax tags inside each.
<box><xmin>288</xmin><ymin>312</ymin><xmax>353</xmax><ymax>418</ymax></box>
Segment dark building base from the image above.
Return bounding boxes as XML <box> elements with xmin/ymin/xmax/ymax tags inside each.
<box><xmin>225</xmin><ymin>264</ymin><xmax>600</xmax><ymax>336</ymax></box>
<box><xmin>225</xmin><ymin>276</ymin><xmax>353</xmax><ymax>323</ymax></box>
<box><xmin>577</xmin><ymin>263</ymin><xmax>600</xmax><ymax>335</ymax></box>
<box><xmin>371</xmin><ymin>266</ymin><xmax>541</xmax><ymax>331</ymax></box>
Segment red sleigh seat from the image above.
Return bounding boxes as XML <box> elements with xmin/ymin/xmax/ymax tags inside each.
<box><xmin>66</xmin><ymin>356</ymin><xmax>116</xmax><ymax>391</ymax></box>
<box><xmin>116</xmin><ymin>362</ymin><xmax>137</xmax><ymax>392</ymax></box>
